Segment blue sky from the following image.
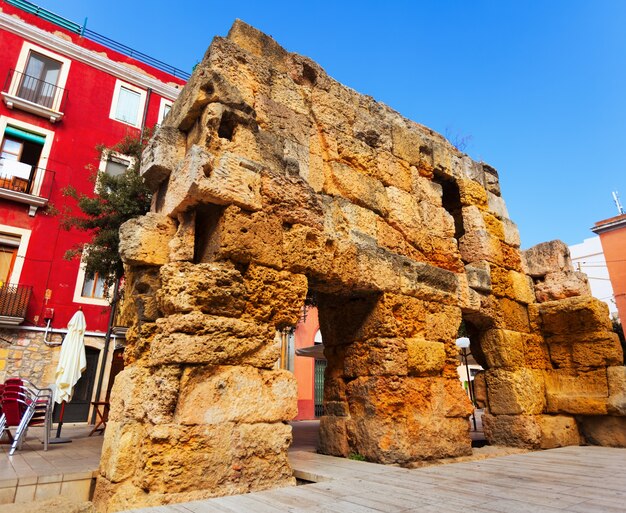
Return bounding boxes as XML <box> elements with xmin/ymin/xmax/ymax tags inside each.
<box><xmin>31</xmin><ymin>0</ymin><xmax>626</xmax><ymax>248</ymax></box>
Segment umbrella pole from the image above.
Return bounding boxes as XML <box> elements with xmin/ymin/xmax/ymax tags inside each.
<box><xmin>56</xmin><ymin>401</ymin><xmax>65</xmax><ymax>438</ymax></box>
<box><xmin>49</xmin><ymin>400</ymin><xmax>72</xmax><ymax>444</ymax></box>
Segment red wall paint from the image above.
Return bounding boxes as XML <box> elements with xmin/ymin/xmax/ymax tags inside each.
<box><xmin>0</xmin><ymin>6</ymin><xmax>184</xmax><ymax>332</ymax></box>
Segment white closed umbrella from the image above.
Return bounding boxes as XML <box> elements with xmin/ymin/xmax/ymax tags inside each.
<box><xmin>52</xmin><ymin>309</ymin><xmax>86</xmax><ymax>440</ymax></box>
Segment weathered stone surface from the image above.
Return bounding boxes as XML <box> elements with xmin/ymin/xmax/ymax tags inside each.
<box><xmin>486</xmin><ymin>369</ymin><xmax>546</xmax><ymax>415</ymax></box>
<box><xmin>344</xmin><ymin>337</ymin><xmax>408</xmax><ymax>378</ymax></box>
<box><xmin>150</xmin><ymin>313</ymin><xmax>277</xmax><ymax>367</ymax></box>
<box><xmin>537</xmin><ymin>415</ymin><xmax>581</xmax><ymax>449</ymax></box>
<box><xmin>242</xmin><ymin>264</ymin><xmax>308</xmax><ymax>328</ymax></box>
<box><xmin>141</xmin><ymin>126</ymin><xmax>186</xmax><ymax>190</ymax></box>
<box><xmin>465</xmin><ymin>261</ymin><xmax>491</xmax><ymax>293</ymax></box>
<box><xmin>607</xmin><ymin>366</ymin><xmax>626</xmax><ymax>415</ymax></box>
<box><xmin>137</xmin><ymin>422</ymin><xmax>294</xmax><ymax>494</ymax></box>
<box><xmin>479</xmin><ymin>329</ymin><xmax>525</xmax><ymax>369</ymax></box>
<box><xmin>176</xmin><ymin>366</ymin><xmax>297</xmax><ymax>424</ymax></box>
<box><xmin>533</xmin><ymin>271</ymin><xmax>591</xmax><ymax>302</ymax></box>
<box><xmin>104</xmin><ymin>18</ymin><xmax>626</xmax><ymax>510</ymax></box>
<box><xmin>544</xmin><ymin>369</ymin><xmax>609</xmax><ymax>415</ymax></box>
<box><xmin>407</xmin><ymin>338</ymin><xmax>446</xmax><ymax>376</ymax></box>
<box><xmin>523</xmin><ymin>240</ymin><xmax>573</xmax><ymax>278</ymax></box>
<box><xmin>346</xmin><ymin>376</ymin><xmax>472</xmax><ymax>462</ymax></box>
<box><xmin>482</xmin><ymin>413</ymin><xmax>541</xmax><ymax>448</ymax></box>
<box><xmin>199</xmin><ymin>205</ymin><xmax>284</xmax><ymax>269</ymax></box>
<box><xmin>158</xmin><ymin>261</ymin><xmax>246</xmax><ymax>317</ymax></box>
<box><xmin>578</xmin><ymin>416</ymin><xmax>626</xmax><ymax>447</ymax></box>
<box><xmin>168</xmin><ymin>210</ymin><xmax>196</xmax><ymax>262</ymax></box>
<box><xmin>539</xmin><ymin>296</ymin><xmax>612</xmax><ymax>335</ymax></box>
<box><xmin>100</xmin><ymin>421</ymin><xmax>145</xmax><ymax>483</ymax></box>
<box><xmin>119</xmin><ymin>213</ymin><xmax>177</xmax><ymax>266</ymax></box>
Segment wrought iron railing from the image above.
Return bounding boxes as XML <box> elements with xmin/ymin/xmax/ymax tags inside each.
<box><xmin>0</xmin><ymin>160</ymin><xmax>55</xmax><ymax>200</ymax></box>
<box><xmin>0</xmin><ymin>283</ymin><xmax>32</xmax><ymax>319</ymax></box>
<box><xmin>5</xmin><ymin>0</ymin><xmax>190</xmax><ymax>81</ymax></box>
<box><xmin>3</xmin><ymin>69</ymin><xmax>68</xmax><ymax>111</ymax></box>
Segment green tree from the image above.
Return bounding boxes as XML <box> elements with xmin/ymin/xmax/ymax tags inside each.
<box><xmin>60</xmin><ymin>131</ymin><xmax>152</xmax><ymax>293</ymax></box>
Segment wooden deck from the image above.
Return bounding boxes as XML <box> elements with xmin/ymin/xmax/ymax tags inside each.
<box><xmin>127</xmin><ymin>445</ymin><xmax>626</xmax><ymax>513</ymax></box>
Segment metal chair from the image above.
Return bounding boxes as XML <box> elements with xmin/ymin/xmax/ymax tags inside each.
<box><xmin>1</xmin><ymin>378</ymin><xmax>53</xmax><ymax>454</ymax></box>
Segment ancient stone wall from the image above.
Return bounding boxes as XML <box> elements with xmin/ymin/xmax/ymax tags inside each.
<box><xmin>94</xmin><ymin>20</ymin><xmax>626</xmax><ymax>511</ymax></box>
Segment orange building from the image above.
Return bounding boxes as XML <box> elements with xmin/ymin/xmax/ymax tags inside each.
<box><xmin>290</xmin><ymin>307</ymin><xmax>325</xmax><ymax>420</ymax></box>
<box><xmin>592</xmin><ymin>213</ymin><xmax>626</xmax><ymax>323</ymax></box>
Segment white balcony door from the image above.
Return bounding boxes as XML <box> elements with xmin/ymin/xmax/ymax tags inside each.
<box><xmin>18</xmin><ymin>52</ymin><xmax>62</xmax><ymax>108</ymax></box>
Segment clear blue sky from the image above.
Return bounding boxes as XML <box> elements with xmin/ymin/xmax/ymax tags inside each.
<box><xmin>32</xmin><ymin>0</ymin><xmax>626</xmax><ymax>249</ymax></box>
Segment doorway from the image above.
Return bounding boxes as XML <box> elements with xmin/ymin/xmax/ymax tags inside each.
<box><xmin>53</xmin><ymin>346</ymin><xmax>99</xmax><ymax>422</ymax></box>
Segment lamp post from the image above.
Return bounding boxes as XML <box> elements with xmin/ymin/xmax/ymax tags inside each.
<box><xmin>456</xmin><ymin>337</ymin><xmax>477</xmax><ymax>431</ymax></box>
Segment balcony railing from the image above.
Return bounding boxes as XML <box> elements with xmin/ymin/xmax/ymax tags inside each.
<box><xmin>0</xmin><ymin>158</ymin><xmax>55</xmax><ymax>214</ymax></box>
<box><xmin>2</xmin><ymin>69</ymin><xmax>68</xmax><ymax>122</ymax></box>
<box><xmin>0</xmin><ymin>283</ymin><xmax>32</xmax><ymax>324</ymax></box>
<box><xmin>6</xmin><ymin>0</ymin><xmax>190</xmax><ymax>81</ymax></box>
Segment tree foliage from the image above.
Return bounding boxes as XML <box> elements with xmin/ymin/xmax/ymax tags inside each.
<box><xmin>60</xmin><ymin>131</ymin><xmax>152</xmax><ymax>292</ymax></box>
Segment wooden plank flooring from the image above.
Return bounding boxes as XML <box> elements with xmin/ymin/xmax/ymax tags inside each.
<box><xmin>126</xmin><ymin>446</ymin><xmax>626</xmax><ymax>512</ymax></box>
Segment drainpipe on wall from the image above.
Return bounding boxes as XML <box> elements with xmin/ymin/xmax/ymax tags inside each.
<box><xmin>140</xmin><ymin>88</ymin><xmax>152</xmax><ymax>142</ymax></box>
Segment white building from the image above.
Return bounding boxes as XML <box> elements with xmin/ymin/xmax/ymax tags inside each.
<box><xmin>569</xmin><ymin>236</ymin><xmax>618</xmax><ymax>318</ymax></box>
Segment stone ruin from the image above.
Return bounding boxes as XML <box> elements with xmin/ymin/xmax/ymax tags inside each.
<box><xmin>93</xmin><ymin>20</ymin><xmax>626</xmax><ymax>512</ymax></box>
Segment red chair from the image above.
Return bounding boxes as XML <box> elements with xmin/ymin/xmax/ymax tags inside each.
<box><xmin>0</xmin><ymin>378</ymin><xmax>52</xmax><ymax>454</ymax></box>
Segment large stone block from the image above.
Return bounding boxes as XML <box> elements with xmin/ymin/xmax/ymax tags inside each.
<box><xmin>344</xmin><ymin>337</ymin><xmax>408</xmax><ymax>378</ymax></box>
<box><xmin>100</xmin><ymin>421</ymin><xmax>145</xmax><ymax>483</ymax></box>
<box><xmin>537</xmin><ymin>415</ymin><xmax>581</xmax><ymax>449</ymax></box>
<box><xmin>158</xmin><ymin>262</ymin><xmax>246</xmax><ymax>317</ymax></box>
<box><xmin>539</xmin><ymin>296</ymin><xmax>612</xmax><ymax>336</ymax></box>
<box><xmin>150</xmin><ymin>313</ymin><xmax>277</xmax><ymax>367</ymax></box>
<box><xmin>607</xmin><ymin>366</ymin><xmax>626</xmax><ymax>415</ymax></box>
<box><xmin>176</xmin><ymin>366</ymin><xmax>297</xmax><ymax>424</ymax></box>
<box><xmin>486</xmin><ymin>368</ymin><xmax>546</xmax><ymax>415</ymax></box>
<box><xmin>318</xmin><ymin>415</ymin><xmax>350</xmax><ymax>457</ymax></box>
<box><xmin>523</xmin><ymin>240</ymin><xmax>573</xmax><ymax>278</ymax></box>
<box><xmin>119</xmin><ymin>213</ymin><xmax>177</xmax><ymax>266</ymax></box>
<box><xmin>465</xmin><ymin>261</ymin><xmax>491</xmax><ymax>293</ymax></box>
<box><xmin>140</xmin><ymin>126</ymin><xmax>186</xmax><ymax>190</ymax></box>
<box><xmin>578</xmin><ymin>416</ymin><xmax>626</xmax><ymax>447</ymax></box>
<box><xmin>282</xmin><ymin>224</ymin><xmax>335</xmax><ymax>278</ymax></box>
<box><xmin>242</xmin><ymin>264</ymin><xmax>308</xmax><ymax>328</ymax></box>
<box><xmin>407</xmin><ymin>338</ymin><xmax>446</xmax><ymax>376</ymax></box>
<box><xmin>199</xmin><ymin>205</ymin><xmax>284</xmax><ymax>268</ymax></box>
<box><xmin>479</xmin><ymin>329</ymin><xmax>525</xmax><ymax>369</ymax></box>
<box><xmin>108</xmin><ymin>366</ymin><xmax>181</xmax><ymax>425</ymax></box>
<box><xmin>482</xmin><ymin>413</ymin><xmax>541</xmax><ymax>448</ymax></box>
<box><xmin>533</xmin><ymin>271</ymin><xmax>591</xmax><ymax>303</ymax></box>
<box><xmin>544</xmin><ymin>369</ymin><xmax>609</xmax><ymax>415</ymax></box>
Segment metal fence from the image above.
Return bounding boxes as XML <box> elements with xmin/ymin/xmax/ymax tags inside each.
<box><xmin>0</xmin><ymin>283</ymin><xmax>32</xmax><ymax>319</ymax></box>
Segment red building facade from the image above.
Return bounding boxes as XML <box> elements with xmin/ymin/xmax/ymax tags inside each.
<box><xmin>0</xmin><ymin>0</ymin><xmax>186</xmax><ymax>421</ymax></box>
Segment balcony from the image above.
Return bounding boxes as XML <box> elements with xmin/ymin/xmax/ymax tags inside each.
<box><xmin>2</xmin><ymin>69</ymin><xmax>67</xmax><ymax>123</ymax></box>
<box><xmin>0</xmin><ymin>158</ymin><xmax>55</xmax><ymax>215</ymax></box>
<box><xmin>0</xmin><ymin>283</ymin><xmax>32</xmax><ymax>325</ymax></box>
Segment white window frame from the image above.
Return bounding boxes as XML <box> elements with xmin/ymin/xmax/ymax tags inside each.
<box><xmin>95</xmin><ymin>151</ymin><xmax>134</xmax><ymax>192</ymax></box>
<box><xmin>109</xmin><ymin>79</ymin><xmax>147</xmax><ymax>128</ymax></box>
<box><xmin>3</xmin><ymin>42</ymin><xmax>71</xmax><ymax>119</ymax></box>
<box><xmin>158</xmin><ymin>98</ymin><xmax>173</xmax><ymax>125</ymax></box>
<box><xmin>73</xmin><ymin>253</ymin><xmax>111</xmax><ymax>307</ymax></box>
<box><xmin>0</xmin><ymin>224</ymin><xmax>31</xmax><ymax>285</ymax></box>
<box><xmin>0</xmin><ymin>116</ymin><xmax>54</xmax><ymax>204</ymax></box>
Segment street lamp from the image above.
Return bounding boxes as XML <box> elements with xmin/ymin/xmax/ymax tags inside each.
<box><xmin>456</xmin><ymin>337</ymin><xmax>477</xmax><ymax>431</ymax></box>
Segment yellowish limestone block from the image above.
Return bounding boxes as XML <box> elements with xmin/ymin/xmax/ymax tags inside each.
<box><xmin>407</xmin><ymin>338</ymin><xmax>446</xmax><ymax>376</ymax></box>
<box><xmin>486</xmin><ymin>368</ymin><xmax>546</xmax><ymax>415</ymax></box>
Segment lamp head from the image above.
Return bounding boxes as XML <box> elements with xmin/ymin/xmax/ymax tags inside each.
<box><xmin>455</xmin><ymin>337</ymin><xmax>470</xmax><ymax>349</ymax></box>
